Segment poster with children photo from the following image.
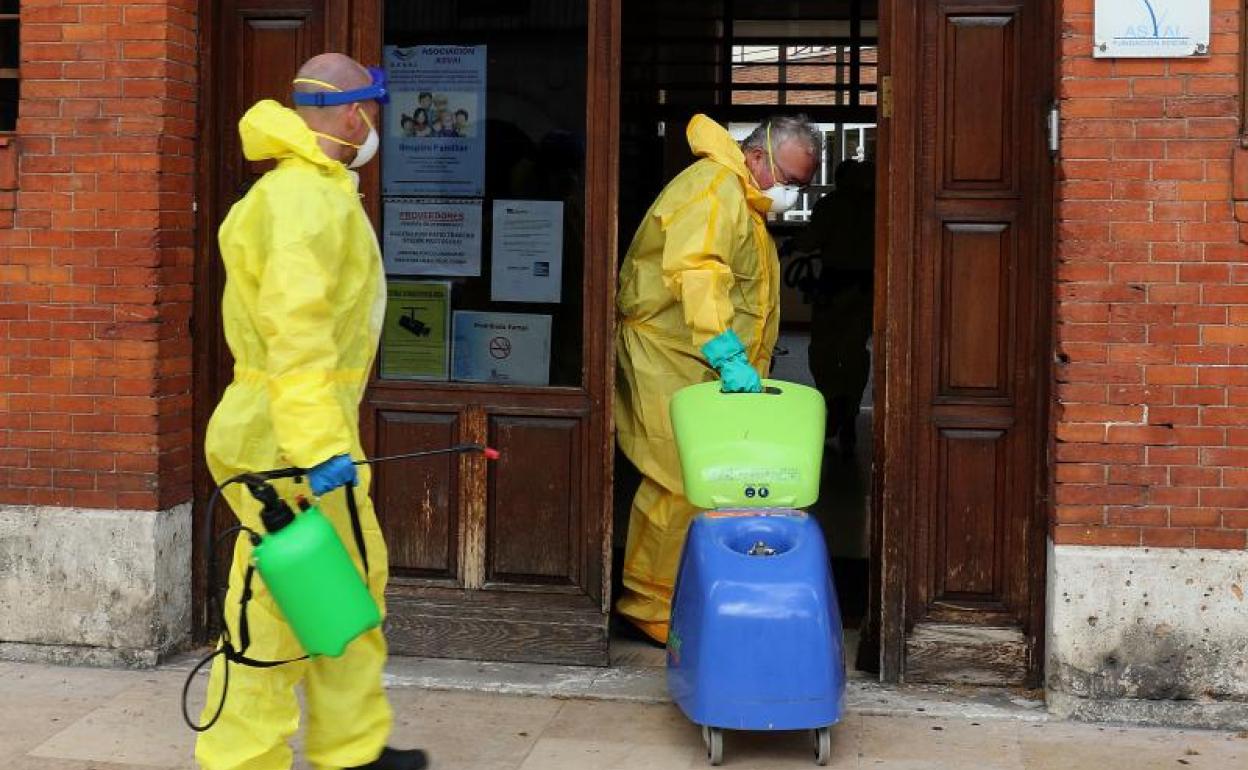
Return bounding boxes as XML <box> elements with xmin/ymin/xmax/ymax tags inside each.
<box><xmin>393</xmin><ymin>92</ymin><xmax>477</xmax><ymax>139</ymax></box>
<box><xmin>383</xmin><ymin>45</ymin><xmax>487</xmax><ymax>196</ymax></box>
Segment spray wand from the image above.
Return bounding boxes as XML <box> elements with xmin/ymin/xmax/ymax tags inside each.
<box><xmin>183</xmin><ymin>443</ymin><xmax>499</xmax><ymax>732</ymax></box>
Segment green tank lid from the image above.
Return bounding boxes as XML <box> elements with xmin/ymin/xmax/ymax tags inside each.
<box><xmin>670</xmin><ymin>379</ymin><xmax>826</xmax><ymax>509</ymax></box>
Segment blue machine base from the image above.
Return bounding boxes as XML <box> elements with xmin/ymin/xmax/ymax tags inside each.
<box><xmin>667</xmin><ymin>510</ymin><xmax>846</xmax><ymax>731</ymax></box>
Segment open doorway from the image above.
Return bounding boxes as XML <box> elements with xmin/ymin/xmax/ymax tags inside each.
<box><xmin>610</xmin><ymin>0</ymin><xmax>880</xmax><ymax>672</ymax></box>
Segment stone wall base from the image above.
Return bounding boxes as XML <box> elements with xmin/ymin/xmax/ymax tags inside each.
<box><xmin>0</xmin><ymin>504</ymin><xmax>192</xmax><ymax>668</ymax></box>
<box><xmin>1046</xmin><ymin>543</ymin><xmax>1248</xmax><ymax>730</ymax></box>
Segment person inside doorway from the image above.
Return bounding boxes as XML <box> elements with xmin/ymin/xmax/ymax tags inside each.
<box><xmin>197</xmin><ymin>53</ymin><xmax>427</xmax><ymax>770</ymax></box>
<box><xmin>615</xmin><ymin>114</ymin><xmax>820</xmax><ymax>644</ymax></box>
<box><xmin>794</xmin><ymin>158</ymin><xmax>876</xmax><ymax>458</ymax></box>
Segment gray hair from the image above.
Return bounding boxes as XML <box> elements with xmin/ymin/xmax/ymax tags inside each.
<box><xmin>741</xmin><ymin>115</ymin><xmax>822</xmax><ymax>158</ymax></box>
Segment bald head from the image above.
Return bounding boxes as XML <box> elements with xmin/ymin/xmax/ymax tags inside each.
<box><xmin>290</xmin><ymin>53</ymin><xmax>379</xmax><ymax>167</ymax></box>
<box><xmin>297</xmin><ymin>54</ymin><xmax>371</xmax><ymax>90</ymax></box>
<box><xmin>294</xmin><ymin>53</ymin><xmax>371</xmax><ymax>124</ymax></box>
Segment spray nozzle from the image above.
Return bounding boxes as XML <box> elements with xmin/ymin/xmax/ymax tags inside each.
<box><xmin>244</xmin><ymin>477</ymin><xmax>295</xmax><ymax>534</ymax></box>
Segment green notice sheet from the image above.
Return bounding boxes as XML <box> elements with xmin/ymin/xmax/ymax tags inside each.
<box><xmin>380</xmin><ymin>280</ymin><xmax>451</xmax><ymax>380</ymax></box>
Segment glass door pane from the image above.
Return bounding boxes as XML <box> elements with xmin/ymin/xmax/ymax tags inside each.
<box><xmin>381</xmin><ymin>1</ymin><xmax>588</xmax><ymax>388</ymax></box>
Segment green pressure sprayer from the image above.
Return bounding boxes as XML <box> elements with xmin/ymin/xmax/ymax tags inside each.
<box><xmin>182</xmin><ymin>443</ymin><xmax>500</xmax><ymax>732</ymax></box>
<box><xmin>246</xmin><ymin>480</ymin><xmax>380</xmax><ymax>658</ymax></box>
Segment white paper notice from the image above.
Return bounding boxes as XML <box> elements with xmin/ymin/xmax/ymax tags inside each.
<box><xmin>451</xmin><ymin>311</ymin><xmax>552</xmax><ymax>386</ymax></box>
<box><xmin>383</xmin><ymin>198</ymin><xmax>483</xmax><ymax>277</ymax></box>
<box><xmin>490</xmin><ymin>200</ymin><xmax>564</xmax><ymax>303</ymax></box>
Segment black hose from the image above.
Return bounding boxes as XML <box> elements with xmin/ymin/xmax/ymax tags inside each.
<box><xmin>182</xmin><ymin>508</ymin><xmax>257</xmax><ymax>732</ymax></box>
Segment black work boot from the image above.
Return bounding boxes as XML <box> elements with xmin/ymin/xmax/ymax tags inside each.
<box><xmin>348</xmin><ymin>747</ymin><xmax>429</xmax><ymax>770</ymax></box>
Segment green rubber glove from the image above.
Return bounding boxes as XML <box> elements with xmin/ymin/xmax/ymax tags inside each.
<box><xmin>701</xmin><ymin>330</ymin><xmax>763</xmax><ymax>393</ymax></box>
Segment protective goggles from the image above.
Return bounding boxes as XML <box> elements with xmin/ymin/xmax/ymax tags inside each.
<box><xmin>292</xmin><ymin>66</ymin><xmax>390</xmax><ymax>107</ymax></box>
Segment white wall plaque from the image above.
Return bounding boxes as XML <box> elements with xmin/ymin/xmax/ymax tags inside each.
<box><xmin>1093</xmin><ymin>0</ymin><xmax>1209</xmax><ymax>58</ymax></box>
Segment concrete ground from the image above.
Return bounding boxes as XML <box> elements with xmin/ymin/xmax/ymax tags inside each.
<box><xmin>3</xmin><ymin>655</ymin><xmax>1246</xmax><ymax>770</ymax></box>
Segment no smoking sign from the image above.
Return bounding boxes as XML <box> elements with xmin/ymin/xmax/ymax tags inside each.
<box><xmin>489</xmin><ymin>336</ymin><xmax>512</xmax><ymax>360</ymax></box>
<box><xmin>452</xmin><ymin>311</ymin><xmax>552</xmax><ymax>386</ymax></box>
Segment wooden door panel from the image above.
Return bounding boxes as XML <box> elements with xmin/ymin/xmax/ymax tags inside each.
<box><xmin>229</xmin><ymin>4</ymin><xmax>329</xmax><ymax>185</ymax></box>
<box><xmin>935</xmin><ymin>428</ymin><xmax>1006</xmax><ymax>600</ymax></box>
<box><xmin>940</xmin><ymin>13</ymin><xmax>1018</xmax><ymax>193</ymax></box>
<box><xmin>374</xmin><ymin>409</ymin><xmax>461</xmax><ymax>579</ymax></box>
<box><xmin>940</xmin><ymin>222</ymin><xmax>1013</xmax><ymax>397</ymax></box>
<box><xmin>238</xmin><ymin>19</ymin><xmax>318</xmax><ymax>178</ymax></box>
<box><xmin>487</xmin><ymin>415</ymin><xmax>582</xmax><ymax>586</ymax></box>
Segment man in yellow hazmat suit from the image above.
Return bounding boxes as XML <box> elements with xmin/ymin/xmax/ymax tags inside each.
<box><xmin>615</xmin><ymin>115</ymin><xmax>821</xmax><ymax>643</ymax></box>
<box><xmin>196</xmin><ymin>54</ymin><xmax>425</xmax><ymax>770</ymax></box>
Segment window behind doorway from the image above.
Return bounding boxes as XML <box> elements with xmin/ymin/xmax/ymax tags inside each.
<box><xmin>621</xmin><ymin>0</ymin><xmax>879</xmax><ymax>225</ymax></box>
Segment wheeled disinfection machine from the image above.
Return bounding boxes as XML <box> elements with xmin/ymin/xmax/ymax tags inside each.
<box><xmin>667</xmin><ymin>379</ymin><xmax>845</xmax><ymax>766</ymax></box>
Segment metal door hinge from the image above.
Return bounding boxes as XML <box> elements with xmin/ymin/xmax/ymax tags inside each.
<box><xmin>880</xmin><ymin>75</ymin><xmax>893</xmax><ymax>119</ymax></box>
<box><xmin>1046</xmin><ymin>102</ymin><xmax>1060</xmax><ymax>157</ymax></box>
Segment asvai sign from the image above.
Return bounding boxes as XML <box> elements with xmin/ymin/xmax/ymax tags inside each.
<box><xmin>1093</xmin><ymin>0</ymin><xmax>1209</xmax><ymax>58</ymax></box>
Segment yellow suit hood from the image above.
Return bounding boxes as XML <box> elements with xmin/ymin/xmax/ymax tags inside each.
<box><xmin>685</xmin><ymin>114</ymin><xmax>772</xmax><ymax>216</ymax></box>
<box><xmin>239</xmin><ymin>99</ymin><xmax>345</xmax><ymax>174</ymax></box>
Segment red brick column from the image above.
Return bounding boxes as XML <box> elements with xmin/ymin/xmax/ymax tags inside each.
<box><xmin>0</xmin><ymin>0</ymin><xmax>196</xmax><ymax>511</ymax></box>
<box><xmin>1054</xmin><ymin>0</ymin><xmax>1247</xmax><ymax>549</ymax></box>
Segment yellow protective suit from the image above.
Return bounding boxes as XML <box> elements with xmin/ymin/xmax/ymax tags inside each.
<box><xmin>197</xmin><ymin>100</ymin><xmax>391</xmax><ymax>770</ymax></box>
<box><xmin>615</xmin><ymin>115</ymin><xmax>780</xmax><ymax>643</ymax></box>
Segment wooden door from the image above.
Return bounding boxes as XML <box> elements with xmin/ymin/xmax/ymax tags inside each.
<box><xmin>195</xmin><ymin>0</ymin><xmax>620</xmax><ymax>664</ymax></box>
<box><xmin>876</xmin><ymin>0</ymin><xmax>1052</xmax><ymax>686</ymax></box>
<box><xmin>192</xmin><ymin>0</ymin><xmax>352</xmax><ymax>635</ymax></box>
<box><xmin>364</xmin><ymin>0</ymin><xmax>618</xmax><ymax>666</ymax></box>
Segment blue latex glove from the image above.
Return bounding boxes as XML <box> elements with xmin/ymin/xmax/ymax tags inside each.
<box><xmin>307</xmin><ymin>454</ymin><xmax>358</xmax><ymax>496</ymax></box>
<box><xmin>701</xmin><ymin>330</ymin><xmax>763</xmax><ymax>394</ymax></box>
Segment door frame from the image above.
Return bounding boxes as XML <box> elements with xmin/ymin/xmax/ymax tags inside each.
<box><xmin>190</xmin><ymin>0</ymin><xmax>217</xmax><ymax>638</ymax></box>
<box><xmin>872</xmin><ymin>0</ymin><xmax>1055</xmax><ymax>684</ymax></box>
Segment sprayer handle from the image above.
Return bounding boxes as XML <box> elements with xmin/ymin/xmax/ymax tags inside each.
<box><xmin>259</xmin><ymin>467</ymin><xmax>308</xmax><ymax>481</ymax></box>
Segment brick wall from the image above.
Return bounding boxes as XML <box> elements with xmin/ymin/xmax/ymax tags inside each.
<box><xmin>0</xmin><ymin>0</ymin><xmax>196</xmax><ymax>511</ymax></box>
<box><xmin>1054</xmin><ymin>0</ymin><xmax>1248</xmax><ymax>549</ymax></box>
<box><xmin>732</xmin><ymin>49</ymin><xmax>879</xmax><ymax>107</ymax></box>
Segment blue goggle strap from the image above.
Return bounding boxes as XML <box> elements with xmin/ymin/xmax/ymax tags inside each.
<box><xmin>291</xmin><ymin>67</ymin><xmax>390</xmax><ymax>107</ymax></box>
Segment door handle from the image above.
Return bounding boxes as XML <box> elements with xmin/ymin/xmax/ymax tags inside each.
<box><xmin>1046</xmin><ymin>102</ymin><xmax>1060</xmax><ymax>157</ymax></box>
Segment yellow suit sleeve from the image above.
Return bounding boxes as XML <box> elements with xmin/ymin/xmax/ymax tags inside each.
<box><xmin>253</xmin><ymin>191</ymin><xmax>354</xmax><ymax>471</ymax></box>
<box><xmin>659</xmin><ymin>182</ymin><xmax>741</xmax><ymax>348</ymax></box>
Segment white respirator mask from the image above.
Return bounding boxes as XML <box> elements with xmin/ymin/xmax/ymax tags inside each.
<box><xmin>760</xmin><ymin>122</ymin><xmax>804</xmax><ymax>214</ymax></box>
<box><xmin>349</xmin><ymin>121</ymin><xmax>380</xmax><ymax>169</ymax></box>
<box><xmin>765</xmin><ymin>185</ymin><xmax>801</xmax><ymax>213</ymax></box>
